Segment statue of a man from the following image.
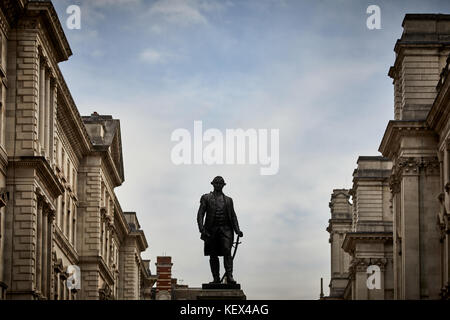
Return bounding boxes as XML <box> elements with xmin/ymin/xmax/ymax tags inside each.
<box><xmin>197</xmin><ymin>176</ymin><xmax>244</xmax><ymax>284</ymax></box>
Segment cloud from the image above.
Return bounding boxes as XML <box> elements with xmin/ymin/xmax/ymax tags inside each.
<box><xmin>84</xmin><ymin>0</ymin><xmax>142</xmax><ymax>8</ymax></box>
<box><xmin>139</xmin><ymin>48</ymin><xmax>180</xmax><ymax>64</ymax></box>
<box><xmin>149</xmin><ymin>0</ymin><xmax>208</xmax><ymax>26</ymax></box>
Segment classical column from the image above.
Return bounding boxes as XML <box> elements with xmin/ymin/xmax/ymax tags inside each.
<box><xmin>353</xmin><ymin>258</ymin><xmax>369</xmax><ymax>300</ymax></box>
<box><xmin>36</xmin><ymin>200</ymin><xmax>43</xmax><ymax>295</ymax></box>
<box><xmin>62</xmin><ymin>191</ymin><xmax>67</xmax><ymax>236</ymax></box>
<box><xmin>45</xmin><ymin>69</ymin><xmax>51</xmax><ymax>158</ymax></box>
<box><xmin>55</xmin><ymin>273</ymin><xmax>60</xmax><ymax>300</ymax></box>
<box><xmin>397</xmin><ymin>157</ymin><xmax>441</xmax><ymax>299</ymax></box>
<box><xmin>48</xmin><ymin>211</ymin><xmax>55</xmax><ymax>300</ymax></box>
<box><xmin>41</xmin><ymin>207</ymin><xmax>48</xmax><ymax>298</ymax></box>
<box><xmin>35</xmin><ymin>56</ymin><xmax>40</xmax><ymax>151</ymax></box>
<box><xmin>102</xmin><ymin>221</ymin><xmax>106</xmax><ymax>258</ymax></box>
<box><xmin>72</xmin><ymin>204</ymin><xmax>76</xmax><ymax>248</ymax></box>
<box><xmin>399</xmin><ymin>158</ymin><xmax>421</xmax><ymax>299</ymax></box>
<box><xmin>39</xmin><ymin>60</ymin><xmax>46</xmax><ymax>153</ymax></box>
<box><xmin>67</xmin><ymin>197</ymin><xmax>72</xmax><ymax>242</ymax></box>
<box><xmin>390</xmin><ymin>176</ymin><xmax>402</xmax><ymax>300</ymax></box>
<box><xmin>50</xmin><ymin>78</ymin><xmax>57</xmax><ymax>164</ymax></box>
<box><xmin>106</xmin><ymin>228</ymin><xmax>110</xmax><ymax>266</ymax></box>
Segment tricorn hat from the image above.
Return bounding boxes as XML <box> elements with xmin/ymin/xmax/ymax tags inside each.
<box><xmin>211</xmin><ymin>176</ymin><xmax>226</xmax><ymax>185</ymax></box>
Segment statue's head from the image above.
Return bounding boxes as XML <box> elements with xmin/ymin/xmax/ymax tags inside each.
<box><xmin>211</xmin><ymin>176</ymin><xmax>226</xmax><ymax>192</ymax></box>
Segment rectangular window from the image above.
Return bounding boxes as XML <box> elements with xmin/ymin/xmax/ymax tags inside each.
<box><xmin>61</xmin><ymin>149</ymin><xmax>65</xmax><ymax>176</ymax></box>
<box><xmin>72</xmin><ymin>202</ymin><xmax>76</xmax><ymax>247</ymax></box>
<box><xmin>66</xmin><ymin>201</ymin><xmax>71</xmax><ymax>240</ymax></box>
<box><xmin>67</xmin><ymin>159</ymin><xmax>70</xmax><ymax>183</ymax></box>
<box><xmin>60</xmin><ymin>196</ymin><xmax>65</xmax><ymax>231</ymax></box>
<box><xmin>72</xmin><ymin>169</ymin><xmax>76</xmax><ymax>194</ymax></box>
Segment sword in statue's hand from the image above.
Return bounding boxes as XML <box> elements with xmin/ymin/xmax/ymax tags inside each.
<box><xmin>220</xmin><ymin>234</ymin><xmax>242</xmax><ymax>283</ymax></box>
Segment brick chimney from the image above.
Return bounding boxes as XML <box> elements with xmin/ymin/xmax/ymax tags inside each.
<box><xmin>156</xmin><ymin>256</ymin><xmax>173</xmax><ymax>295</ymax></box>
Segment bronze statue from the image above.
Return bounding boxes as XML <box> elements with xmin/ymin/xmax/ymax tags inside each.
<box><xmin>197</xmin><ymin>176</ymin><xmax>243</xmax><ymax>284</ymax></box>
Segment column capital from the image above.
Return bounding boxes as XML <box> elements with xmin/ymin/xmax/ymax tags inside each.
<box><xmin>48</xmin><ymin>209</ymin><xmax>56</xmax><ymax>222</ymax></box>
<box><xmin>50</xmin><ymin>76</ymin><xmax>58</xmax><ymax>89</ymax></box>
<box><xmin>42</xmin><ymin>205</ymin><xmax>49</xmax><ymax>217</ymax></box>
<box><xmin>40</xmin><ymin>56</ymin><xmax>49</xmax><ymax>68</ymax></box>
<box><xmin>389</xmin><ymin>175</ymin><xmax>401</xmax><ymax>194</ymax></box>
<box><xmin>394</xmin><ymin>156</ymin><xmax>439</xmax><ymax>177</ymax></box>
<box><xmin>46</xmin><ymin>67</ymin><xmax>55</xmax><ymax>80</ymax></box>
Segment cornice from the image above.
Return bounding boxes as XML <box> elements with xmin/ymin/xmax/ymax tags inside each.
<box><xmin>0</xmin><ymin>0</ymin><xmax>25</xmax><ymax>29</ymax></box>
<box><xmin>26</xmin><ymin>0</ymin><xmax>72</xmax><ymax>62</ymax></box>
<box><xmin>342</xmin><ymin>231</ymin><xmax>393</xmax><ymax>253</ymax></box>
<box><xmin>111</xmin><ymin>192</ymin><xmax>130</xmax><ymax>243</ymax></box>
<box><xmin>54</xmin><ymin>226</ymin><xmax>79</xmax><ymax>264</ymax></box>
<box><xmin>101</xmin><ymin>150</ymin><xmax>123</xmax><ymax>188</ymax></box>
<box><xmin>56</xmin><ymin>92</ymin><xmax>92</xmax><ymax>160</ymax></box>
<box><xmin>128</xmin><ymin>230</ymin><xmax>148</xmax><ymax>252</ymax></box>
<box><xmin>378</xmin><ymin>120</ymin><xmax>432</xmax><ymax>158</ymax></box>
<box><xmin>55</xmin><ymin>121</ymin><xmax>80</xmax><ymax>170</ymax></box>
<box><xmin>11</xmin><ymin>156</ymin><xmax>64</xmax><ymax>198</ymax></box>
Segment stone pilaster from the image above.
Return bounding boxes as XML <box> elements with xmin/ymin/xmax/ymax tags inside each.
<box><xmin>119</xmin><ymin>240</ymin><xmax>139</xmax><ymax>300</ymax></box>
<box><xmin>44</xmin><ymin>66</ymin><xmax>50</xmax><ymax>159</ymax></box>
<box><xmin>393</xmin><ymin>156</ymin><xmax>441</xmax><ymax>299</ymax></box>
<box><xmin>35</xmin><ymin>199</ymin><xmax>42</xmax><ymax>296</ymax></box>
<box><xmin>38</xmin><ymin>57</ymin><xmax>45</xmax><ymax>154</ymax></box>
<box><xmin>41</xmin><ymin>206</ymin><xmax>48</xmax><ymax>298</ymax></box>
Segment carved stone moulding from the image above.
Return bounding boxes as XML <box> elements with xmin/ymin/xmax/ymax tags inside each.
<box><xmin>394</xmin><ymin>156</ymin><xmax>440</xmax><ymax>177</ymax></box>
<box><xmin>350</xmin><ymin>257</ymin><xmax>389</xmax><ymax>273</ymax></box>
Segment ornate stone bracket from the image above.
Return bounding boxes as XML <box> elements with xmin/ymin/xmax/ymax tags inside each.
<box><xmin>349</xmin><ymin>257</ymin><xmax>389</xmax><ymax>273</ymax></box>
<box><xmin>0</xmin><ymin>187</ymin><xmax>9</xmax><ymax>208</ymax></box>
<box><xmin>394</xmin><ymin>156</ymin><xmax>439</xmax><ymax>177</ymax></box>
<box><xmin>99</xmin><ymin>283</ymin><xmax>113</xmax><ymax>300</ymax></box>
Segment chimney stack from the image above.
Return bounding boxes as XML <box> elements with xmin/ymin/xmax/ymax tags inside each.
<box><xmin>155</xmin><ymin>256</ymin><xmax>173</xmax><ymax>298</ymax></box>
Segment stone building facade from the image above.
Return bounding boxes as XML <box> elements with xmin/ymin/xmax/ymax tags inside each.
<box><xmin>325</xmin><ymin>14</ymin><xmax>450</xmax><ymax>300</ymax></box>
<box><xmin>0</xmin><ymin>0</ymin><xmax>155</xmax><ymax>299</ymax></box>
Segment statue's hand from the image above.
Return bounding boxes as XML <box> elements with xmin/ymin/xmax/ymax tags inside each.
<box><xmin>237</xmin><ymin>231</ymin><xmax>243</xmax><ymax>238</ymax></box>
<box><xmin>200</xmin><ymin>229</ymin><xmax>210</xmax><ymax>240</ymax></box>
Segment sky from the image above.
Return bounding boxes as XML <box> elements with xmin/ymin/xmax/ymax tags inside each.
<box><xmin>51</xmin><ymin>0</ymin><xmax>450</xmax><ymax>299</ymax></box>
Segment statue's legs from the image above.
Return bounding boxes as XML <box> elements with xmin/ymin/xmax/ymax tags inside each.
<box><xmin>219</xmin><ymin>228</ymin><xmax>236</xmax><ymax>284</ymax></box>
<box><xmin>224</xmin><ymin>254</ymin><xmax>236</xmax><ymax>284</ymax></box>
<box><xmin>209</xmin><ymin>256</ymin><xmax>220</xmax><ymax>283</ymax></box>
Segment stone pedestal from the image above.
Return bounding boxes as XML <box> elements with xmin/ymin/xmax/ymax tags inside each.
<box><xmin>172</xmin><ymin>284</ymin><xmax>246</xmax><ymax>300</ymax></box>
<box><xmin>202</xmin><ymin>283</ymin><xmax>241</xmax><ymax>290</ymax></box>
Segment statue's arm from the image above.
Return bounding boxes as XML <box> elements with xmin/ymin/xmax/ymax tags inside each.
<box><xmin>197</xmin><ymin>195</ymin><xmax>207</xmax><ymax>233</ymax></box>
<box><xmin>230</xmin><ymin>198</ymin><xmax>243</xmax><ymax>236</ymax></box>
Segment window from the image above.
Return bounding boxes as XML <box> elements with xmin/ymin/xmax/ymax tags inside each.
<box><xmin>60</xmin><ymin>196</ymin><xmax>65</xmax><ymax>231</ymax></box>
<box><xmin>61</xmin><ymin>149</ymin><xmax>65</xmax><ymax>175</ymax></box>
<box><xmin>72</xmin><ymin>203</ymin><xmax>76</xmax><ymax>246</ymax></box>
<box><xmin>72</xmin><ymin>169</ymin><xmax>76</xmax><ymax>194</ymax></box>
<box><xmin>67</xmin><ymin>159</ymin><xmax>70</xmax><ymax>183</ymax></box>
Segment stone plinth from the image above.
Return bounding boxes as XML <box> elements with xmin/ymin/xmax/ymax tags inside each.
<box><xmin>172</xmin><ymin>284</ymin><xmax>246</xmax><ymax>300</ymax></box>
<box><xmin>202</xmin><ymin>283</ymin><xmax>241</xmax><ymax>290</ymax></box>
